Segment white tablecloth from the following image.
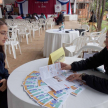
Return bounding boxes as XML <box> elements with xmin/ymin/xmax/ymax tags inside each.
<box><xmin>43</xmin><ymin>29</ymin><xmax>79</xmax><ymax>57</ymax></box>
<box><xmin>8</xmin><ymin>57</ymin><xmax>108</xmax><ymax>108</ymax></box>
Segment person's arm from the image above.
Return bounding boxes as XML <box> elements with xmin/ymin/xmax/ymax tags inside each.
<box><xmin>82</xmin><ymin>74</ymin><xmax>108</xmax><ymax>94</ymax></box>
<box><xmin>71</xmin><ymin>47</ymin><xmax>106</xmax><ymax>71</ymax></box>
<box><xmin>66</xmin><ymin>73</ymin><xmax>108</xmax><ymax>94</ymax></box>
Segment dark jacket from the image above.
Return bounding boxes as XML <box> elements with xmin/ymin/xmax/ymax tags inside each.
<box><xmin>0</xmin><ymin>52</ymin><xmax>9</xmax><ymax>86</ymax></box>
<box><xmin>89</xmin><ymin>14</ymin><xmax>97</xmax><ymax>22</ymax></box>
<box><xmin>58</xmin><ymin>13</ymin><xmax>64</xmax><ymax>22</ymax></box>
<box><xmin>71</xmin><ymin>47</ymin><xmax>108</xmax><ymax>94</ymax></box>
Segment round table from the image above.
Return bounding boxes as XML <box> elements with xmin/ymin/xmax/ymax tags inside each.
<box><xmin>43</xmin><ymin>29</ymin><xmax>79</xmax><ymax>57</ymax></box>
<box><xmin>8</xmin><ymin>57</ymin><xmax>108</xmax><ymax>108</ymax></box>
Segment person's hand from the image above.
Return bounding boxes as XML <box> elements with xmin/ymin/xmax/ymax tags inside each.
<box><xmin>0</xmin><ymin>79</ymin><xmax>7</xmax><ymax>92</ymax></box>
<box><xmin>66</xmin><ymin>73</ymin><xmax>82</xmax><ymax>82</ymax></box>
<box><xmin>60</xmin><ymin>62</ymin><xmax>71</xmax><ymax>70</ymax></box>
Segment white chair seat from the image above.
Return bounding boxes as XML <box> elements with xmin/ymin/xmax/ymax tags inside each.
<box><xmin>87</xmin><ymin>43</ymin><xmax>99</xmax><ymax>46</ymax></box>
<box><xmin>11</xmin><ymin>41</ymin><xmax>19</xmax><ymax>45</ymax></box>
<box><xmin>65</xmin><ymin>45</ymin><xmax>76</xmax><ymax>53</ymax></box>
<box><xmin>5</xmin><ymin>41</ymin><xmax>11</xmax><ymax>45</ymax></box>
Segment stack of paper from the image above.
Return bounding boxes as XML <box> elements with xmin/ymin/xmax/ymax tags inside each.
<box><xmin>22</xmin><ymin>63</ymin><xmax>85</xmax><ymax>108</ymax></box>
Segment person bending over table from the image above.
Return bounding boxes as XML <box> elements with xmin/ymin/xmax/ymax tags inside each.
<box><xmin>60</xmin><ymin>30</ymin><xmax>108</xmax><ymax>94</ymax></box>
<box><xmin>0</xmin><ymin>20</ymin><xmax>9</xmax><ymax>108</ymax></box>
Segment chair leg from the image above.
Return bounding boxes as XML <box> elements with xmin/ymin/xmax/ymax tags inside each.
<box><xmin>41</xmin><ymin>27</ymin><xmax>42</xmax><ymax>33</ymax></box>
<box><xmin>33</xmin><ymin>30</ymin><xmax>35</xmax><ymax>38</ymax></box>
<box><xmin>26</xmin><ymin>34</ymin><xmax>29</xmax><ymax>44</ymax></box>
<box><xmin>47</xmin><ymin>25</ymin><xmax>48</xmax><ymax>30</ymax></box>
<box><xmin>30</xmin><ymin>34</ymin><xmax>32</xmax><ymax>42</ymax></box>
<box><xmin>21</xmin><ymin>36</ymin><xmax>22</xmax><ymax>42</ymax></box>
<box><xmin>11</xmin><ymin>45</ymin><xmax>16</xmax><ymax>59</ymax></box>
<box><xmin>16</xmin><ymin>45</ymin><xmax>18</xmax><ymax>49</ymax></box>
<box><xmin>18</xmin><ymin>43</ymin><xmax>22</xmax><ymax>54</ymax></box>
<box><xmin>44</xmin><ymin>25</ymin><xmax>45</xmax><ymax>30</ymax></box>
<box><xmin>23</xmin><ymin>35</ymin><xmax>24</xmax><ymax>38</ymax></box>
<box><xmin>39</xmin><ymin>29</ymin><xmax>40</xmax><ymax>36</ymax></box>
<box><xmin>6</xmin><ymin>57</ymin><xmax>9</xmax><ymax>68</ymax></box>
<box><xmin>70</xmin><ymin>52</ymin><xmax>73</xmax><ymax>57</ymax></box>
<box><xmin>8</xmin><ymin>44</ymin><xmax>11</xmax><ymax>54</ymax></box>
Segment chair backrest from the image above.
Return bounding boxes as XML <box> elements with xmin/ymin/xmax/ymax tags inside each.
<box><xmin>8</xmin><ymin>25</ymin><xmax>18</xmax><ymax>41</ymax></box>
<box><xmin>17</xmin><ymin>25</ymin><xmax>26</xmax><ymax>34</ymax></box>
<box><xmin>101</xmin><ymin>27</ymin><xmax>106</xmax><ymax>34</ymax></box>
<box><xmin>98</xmin><ymin>33</ymin><xmax>106</xmax><ymax>47</ymax></box>
<box><xmin>80</xmin><ymin>24</ymin><xmax>89</xmax><ymax>31</ymax></box>
<box><xmin>26</xmin><ymin>23</ymin><xmax>33</xmax><ymax>29</ymax></box>
<box><xmin>47</xmin><ymin>18</ymin><xmax>54</xmax><ymax>24</ymax></box>
<box><xmin>72</xmin><ymin>36</ymin><xmax>90</xmax><ymax>53</ymax></box>
<box><xmin>73</xmin><ymin>45</ymin><xmax>103</xmax><ymax>58</ymax></box>
<box><xmin>39</xmin><ymin>18</ymin><xmax>46</xmax><ymax>24</ymax></box>
<box><xmin>32</xmin><ymin>22</ymin><xmax>39</xmax><ymax>29</ymax></box>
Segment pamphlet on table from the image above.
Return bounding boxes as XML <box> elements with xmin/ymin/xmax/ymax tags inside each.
<box><xmin>22</xmin><ymin>63</ymin><xmax>85</xmax><ymax>108</ymax></box>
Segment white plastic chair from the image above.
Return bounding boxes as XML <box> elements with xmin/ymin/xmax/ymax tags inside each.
<box><xmin>32</xmin><ymin>22</ymin><xmax>41</xmax><ymax>38</ymax></box>
<box><xmin>87</xmin><ymin>33</ymin><xmax>106</xmax><ymax>47</ymax></box>
<box><xmin>5</xmin><ymin>25</ymin><xmax>22</xmax><ymax>59</ymax></box>
<box><xmin>17</xmin><ymin>25</ymin><xmax>31</xmax><ymax>44</ymax></box>
<box><xmin>46</xmin><ymin>18</ymin><xmax>54</xmax><ymax>29</ymax></box>
<box><xmin>90</xmin><ymin>27</ymin><xmax>106</xmax><ymax>37</ymax></box>
<box><xmin>89</xmin><ymin>27</ymin><xmax>106</xmax><ymax>42</ymax></box>
<box><xmin>39</xmin><ymin>18</ymin><xmax>46</xmax><ymax>30</ymax></box>
<box><xmin>73</xmin><ymin>45</ymin><xmax>103</xmax><ymax>58</ymax></box>
<box><xmin>26</xmin><ymin>23</ymin><xmax>33</xmax><ymax>37</ymax></box>
<box><xmin>79</xmin><ymin>24</ymin><xmax>89</xmax><ymax>36</ymax></box>
<box><xmin>63</xmin><ymin>36</ymin><xmax>90</xmax><ymax>56</ymax></box>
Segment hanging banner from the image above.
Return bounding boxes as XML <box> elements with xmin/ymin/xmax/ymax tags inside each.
<box><xmin>28</xmin><ymin>0</ymin><xmax>56</xmax><ymax>14</ymax></box>
<box><xmin>16</xmin><ymin>0</ymin><xmax>26</xmax><ymax>4</ymax></box>
<box><xmin>74</xmin><ymin>0</ymin><xmax>76</xmax><ymax>13</ymax></box>
<box><xmin>55</xmin><ymin>4</ymin><xmax>61</xmax><ymax>12</ymax></box>
<box><xmin>15</xmin><ymin>0</ymin><xmax>26</xmax><ymax>15</ymax></box>
<box><xmin>57</xmin><ymin>0</ymin><xmax>69</xmax><ymax>5</ymax></box>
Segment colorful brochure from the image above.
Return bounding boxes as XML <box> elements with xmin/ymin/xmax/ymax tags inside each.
<box><xmin>71</xmin><ymin>87</ymin><xmax>85</xmax><ymax>96</ymax></box>
<box><xmin>29</xmin><ymin>71</ymin><xmax>40</xmax><ymax>77</ymax></box>
<box><xmin>48</xmin><ymin>89</ymin><xmax>67</xmax><ymax>100</ymax></box>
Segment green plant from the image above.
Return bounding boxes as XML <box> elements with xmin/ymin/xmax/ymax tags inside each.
<box><xmin>104</xmin><ymin>11</ymin><xmax>108</xmax><ymax>15</ymax></box>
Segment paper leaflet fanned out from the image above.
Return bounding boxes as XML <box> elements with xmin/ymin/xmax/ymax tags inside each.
<box><xmin>22</xmin><ymin>64</ymin><xmax>85</xmax><ymax>108</ymax></box>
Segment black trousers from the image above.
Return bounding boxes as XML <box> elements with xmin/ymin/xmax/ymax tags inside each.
<box><xmin>0</xmin><ymin>89</ymin><xmax>8</xmax><ymax>108</ymax></box>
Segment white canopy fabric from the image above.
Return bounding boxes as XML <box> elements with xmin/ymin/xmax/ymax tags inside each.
<box><xmin>74</xmin><ymin>0</ymin><xmax>76</xmax><ymax>13</ymax></box>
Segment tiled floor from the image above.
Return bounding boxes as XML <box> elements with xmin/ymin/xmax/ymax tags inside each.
<box><xmin>6</xmin><ymin>20</ymin><xmax>81</xmax><ymax>74</ymax></box>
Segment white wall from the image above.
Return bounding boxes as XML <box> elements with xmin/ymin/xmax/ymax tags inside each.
<box><xmin>70</xmin><ymin>0</ymin><xmax>74</xmax><ymax>3</ymax></box>
<box><xmin>4</xmin><ymin>0</ymin><xmax>15</xmax><ymax>5</ymax></box>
